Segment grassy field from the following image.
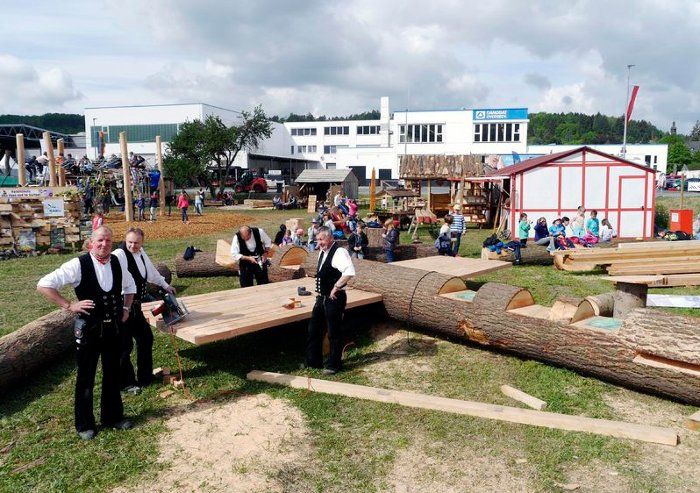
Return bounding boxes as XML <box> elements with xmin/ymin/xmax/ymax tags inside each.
<box><xmin>0</xmin><ymin>197</ymin><xmax>698</xmax><ymax>492</ymax></box>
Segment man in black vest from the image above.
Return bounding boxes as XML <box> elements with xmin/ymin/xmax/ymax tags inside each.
<box><xmin>230</xmin><ymin>225</ymin><xmax>273</xmax><ymax>288</ymax></box>
<box><xmin>305</xmin><ymin>226</ymin><xmax>356</xmax><ymax>375</ymax></box>
<box><xmin>114</xmin><ymin>227</ymin><xmax>176</xmax><ymax>393</ymax></box>
<box><xmin>37</xmin><ymin>226</ymin><xmax>136</xmax><ymax>440</ymax></box>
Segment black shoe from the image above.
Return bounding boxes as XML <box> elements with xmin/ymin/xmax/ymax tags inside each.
<box><xmin>111</xmin><ymin>419</ymin><xmax>134</xmax><ymax>430</ymax></box>
<box><xmin>77</xmin><ymin>429</ymin><xmax>96</xmax><ymax>440</ymax></box>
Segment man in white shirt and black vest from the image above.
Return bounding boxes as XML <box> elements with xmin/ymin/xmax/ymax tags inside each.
<box><xmin>230</xmin><ymin>225</ymin><xmax>273</xmax><ymax>288</ymax></box>
<box><xmin>113</xmin><ymin>227</ymin><xmax>176</xmax><ymax>393</ymax></box>
<box><xmin>305</xmin><ymin>226</ymin><xmax>356</xmax><ymax>375</ymax></box>
<box><xmin>37</xmin><ymin>226</ymin><xmax>137</xmax><ymax>441</ymax></box>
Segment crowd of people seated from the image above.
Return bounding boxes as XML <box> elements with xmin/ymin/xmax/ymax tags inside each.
<box><xmin>520</xmin><ymin>206</ymin><xmax>616</xmax><ymax>251</ymax></box>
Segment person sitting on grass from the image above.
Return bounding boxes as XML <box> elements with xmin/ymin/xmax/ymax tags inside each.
<box><xmin>273</xmin><ymin>224</ymin><xmax>287</xmax><ymax>246</ymax></box>
<box><xmin>518</xmin><ymin>212</ymin><xmax>531</xmax><ymax>246</ymax></box>
<box><xmin>292</xmin><ymin>228</ymin><xmax>305</xmax><ymax>246</ymax></box>
<box><xmin>600</xmin><ymin>218</ymin><xmax>616</xmax><ymax>242</ymax></box>
<box><xmin>533</xmin><ymin>217</ymin><xmax>551</xmax><ymax>246</ymax></box>
<box><xmin>282</xmin><ymin>229</ymin><xmax>293</xmax><ymax>246</ymax></box>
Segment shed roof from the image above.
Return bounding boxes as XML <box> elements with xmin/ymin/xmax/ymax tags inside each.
<box><xmin>295</xmin><ymin>169</ymin><xmax>357</xmax><ymax>183</ymax></box>
<box><xmin>485</xmin><ymin>146</ymin><xmax>657</xmax><ymax>177</ymax></box>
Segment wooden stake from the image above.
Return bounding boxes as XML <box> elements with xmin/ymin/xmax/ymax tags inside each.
<box><xmin>56</xmin><ymin>138</ymin><xmax>66</xmax><ymax>187</ymax></box>
<box><xmin>500</xmin><ymin>384</ymin><xmax>547</xmax><ymax>410</ymax></box>
<box><xmin>119</xmin><ymin>132</ymin><xmax>133</xmax><ymax>222</ymax></box>
<box><xmin>685</xmin><ymin>410</ymin><xmax>700</xmax><ymax>431</ymax></box>
<box><xmin>247</xmin><ymin>371</ymin><xmax>678</xmax><ymax>446</ymax></box>
<box><xmin>156</xmin><ymin>135</ymin><xmax>166</xmax><ymax>215</ymax></box>
<box><xmin>16</xmin><ymin>133</ymin><xmax>26</xmax><ymax>186</ymax></box>
<box><xmin>42</xmin><ymin>132</ymin><xmax>57</xmax><ymax>187</ymax></box>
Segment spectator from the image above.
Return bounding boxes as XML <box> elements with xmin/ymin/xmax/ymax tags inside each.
<box><xmin>348</xmin><ymin>223</ymin><xmax>368</xmax><ymax>259</ymax></box>
<box><xmin>600</xmin><ymin>218</ymin><xmax>616</xmax><ymax>242</ymax></box>
<box><xmin>292</xmin><ymin>228</ymin><xmax>305</xmax><ymax>246</ymax></box>
<box><xmin>177</xmin><ymin>190</ymin><xmax>190</xmax><ymax>224</ymax></box>
<box><xmin>450</xmin><ymin>204</ymin><xmax>466</xmax><ymax>256</ymax></box>
<box><xmin>323</xmin><ymin>213</ymin><xmax>336</xmax><ymax>232</ymax></box>
<box><xmin>533</xmin><ymin>217</ymin><xmax>552</xmax><ymax>246</ymax></box>
<box><xmin>586</xmin><ymin>210</ymin><xmax>600</xmax><ymax>237</ymax></box>
<box><xmin>194</xmin><ymin>188</ymin><xmax>204</xmax><ymax>215</ymax></box>
<box><xmin>382</xmin><ymin>218</ymin><xmax>399</xmax><ymax>263</ymax></box>
<box><xmin>518</xmin><ymin>212</ymin><xmax>531</xmax><ymax>246</ymax></box>
<box><xmin>273</xmin><ymin>224</ymin><xmax>287</xmax><ymax>245</ymax></box>
<box><xmin>347</xmin><ymin>198</ymin><xmax>358</xmax><ymax>218</ymax></box>
<box><xmin>165</xmin><ymin>193</ymin><xmax>173</xmax><ymax>216</ymax></box>
<box><xmin>307</xmin><ymin>219</ymin><xmax>320</xmax><ymax>251</ymax></box>
<box><xmin>149</xmin><ymin>191</ymin><xmax>158</xmax><ymax>221</ymax></box>
<box><xmin>92</xmin><ymin>210</ymin><xmax>105</xmax><ymax>231</ymax></box>
<box><xmin>572</xmin><ymin>206</ymin><xmax>586</xmax><ymax>237</ymax></box>
<box><xmin>136</xmin><ymin>193</ymin><xmax>146</xmax><ymax>221</ymax></box>
<box><xmin>693</xmin><ymin>213</ymin><xmax>700</xmax><ymax>240</ymax></box>
<box><xmin>282</xmin><ymin>229</ymin><xmax>293</xmax><ymax>245</ymax></box>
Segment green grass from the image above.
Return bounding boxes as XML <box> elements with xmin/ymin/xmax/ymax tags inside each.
<box><xmin>1</xmin><ymin>198</ymin><xmax>698</xmax><ymax>492</ymax></box>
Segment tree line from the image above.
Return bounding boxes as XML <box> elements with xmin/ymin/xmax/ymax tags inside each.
<box><xmin>0</xmin><ymin>113</ymin><xmax>84</xmax><ymax>134</ymax></box>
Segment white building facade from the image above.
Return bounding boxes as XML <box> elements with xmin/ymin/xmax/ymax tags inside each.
<box><xmin>83</xmin><ymin>98</ymin><xmax>668</xmax><ymax>180</ymax></box>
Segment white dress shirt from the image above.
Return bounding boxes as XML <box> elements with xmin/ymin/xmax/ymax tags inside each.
<box><xmin>112</xmin><ymin>248</ymin><xmax>169</xmax><ymax>289</ymax></box>
<box><xmin>318</xmin><ymin>243</ymin><xmax>356</xmax><ymax>277</ymax></box>
<box><xmin>230</xmin><ymin>228</ymin><xmax>272</xmax><ymax>263</ymax></box>
<box><xmin>37</xmin><ymin>253</ymin><xmax>136</xmax><ymax>294</ymax></box>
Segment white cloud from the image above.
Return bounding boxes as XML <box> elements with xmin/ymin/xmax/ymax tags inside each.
<box><xmin>0</xmin><ymin>54</ymin><xmax>82</xmax><ymax>112</ymax></box>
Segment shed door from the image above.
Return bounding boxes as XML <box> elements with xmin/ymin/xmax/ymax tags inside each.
<box><xmin>617</xmin><ymin>176</ymin><xmax>645</xmax><ymax>238</ymax></box>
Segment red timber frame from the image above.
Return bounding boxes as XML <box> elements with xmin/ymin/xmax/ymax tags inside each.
<box><xmin>509</xmin><ymin>148</ymin><xmax>655</xmax><ymax>239</ymax></box>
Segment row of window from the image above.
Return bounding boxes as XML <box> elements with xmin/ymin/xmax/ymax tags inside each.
<box><xmin>324</xmin><ymin>126</ymin><xmax>350</xmax><ymax>135</ymax></box>
<box><xmin>474</xmin><ymin>123</ymin><xmax>521</xmax><ymax>143</ymax></box>
<box><xmin>90</xmin><ymin>124</ymin><xmax>179</xmax><ymax>144</ymax></box>
<box><xmin>290</xmin><ymin>128</ymin><xmax>317</xmax><ymax>136</ymax></box>
<box><xmin>356</xmin><ymin>125</ymin><xmax>380</xmax><ymax>135</ymax></box>
<box><xmin>290</xmin><ymin>145</ymin><xmax>318</xmax><ymax>154</ymax></box>
<box><xmin>399</xmin><ymin>124</ymin><xmax>443</xmax><ymax>143</ymax></box>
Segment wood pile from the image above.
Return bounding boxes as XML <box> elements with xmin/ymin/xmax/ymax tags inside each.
<box><xmin>0</xmin><ymin>190</ymin><xmax>83</xmax><ymax>251</ymax></box>
<box><xmin>399</xmin><ymin>154</ymin><xmax>483</xmax><ymax>179</ymax></box>
<box><xmin>553</xmin><ymin>240</ymin><xmax>700</xmax><ymax>275</ymax></box>
<box><xmin>243</xmin><ymin>199</ymin><xmax>273</xmax><ymax>208</ymax></box>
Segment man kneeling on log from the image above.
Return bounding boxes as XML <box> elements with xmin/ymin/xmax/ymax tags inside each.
<box><xmin>37</xmin><ymin>226</ymin><xmax>136</xmax><ymax>440</ymax></box>
<box><xmin>230</xmin><ymin>225</ymin><xmax>272</xmax><ymax>288</ymax></box>
<box><xmin>113</xmin><ymin>227</ymin><xmax>176</xmax><ymax>394</ymax></box>
<box><xmin>305</xmin><ymin>226</ymin><xmax>356</xmax><ymax>375</ymax></box>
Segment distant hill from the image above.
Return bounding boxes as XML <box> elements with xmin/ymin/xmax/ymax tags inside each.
<box><xmin>0</xmin><ymin>113</ymin><xmax>85</xmax><ymax>134</ymax></box>
<box><xmin>528</xmin><ymin>112</ymin><xmax>664</xmax><ymax>145</ymax></box>
<box><xmin>270</xmin><ymin>110</ymin><xmax>381</xmax><ymax>123</ymax></box>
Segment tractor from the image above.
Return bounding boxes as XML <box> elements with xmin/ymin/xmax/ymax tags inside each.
<box><xmin>234</xmin><ymin>171</ymin><xmax>268</xmax><ymax>193</ymax></box>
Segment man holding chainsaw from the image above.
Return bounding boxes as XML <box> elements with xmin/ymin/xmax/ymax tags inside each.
<box><xmin>230</xmin><ymin>225</ymin><xmax>273</xmax><ymax>288</ymax></box>
<box><xmin>37</xmin><ymin>226</ymin><xmax>136</xmax><ymax>440</ymax></box>
<box><xmin>113</xmin><ymin>227</ymin><xmax>175</xmax><ymax>393</ymax></box>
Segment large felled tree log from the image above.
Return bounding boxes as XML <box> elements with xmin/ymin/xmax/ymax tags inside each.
<box><xmin>175</xmin><ymin>252</ymin><xmax>238</xmax><ymax>278</ymax></box>
<box><xmin>268</xmin><ymin>245</ymin><xmax>307</xmax><ymax>283</ymax></box>
<box><xmin>481</xmin><ymin>245</ymin><xmax>553</xmax><ymax>265</ymax></box>
<box><xmin>325</xmin><ymin>259</ymin><xmax>700</xmax><ymax>405</ymax></box>
<box><xmin>0</xmin><ymin>309</ymin><xmax>76</xmax><ymax>390</ymax></box>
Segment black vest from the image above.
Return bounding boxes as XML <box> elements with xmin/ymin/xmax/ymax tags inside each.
<box><xmin>119</xmin><ymin>245</ymin><xmax>148</xmax><ymax>301</ymax></box>
<box><xmin>236</xmin><ymin>228</ymin><xmax>265</xmax><ymax>256</ymax></box>
<box><xmin>74</xmin><ymin>253</ymin><xmax>123</xmax><ymax>322</ymax></box>
<box><xmin>316</xmin><ymin>242</ymin><xmax>342</xmax><ymax>296</ymax></box>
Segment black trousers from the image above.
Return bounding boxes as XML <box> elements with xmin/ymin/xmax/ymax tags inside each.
<box><xmin>74</xmin><ymin>321</ymin><xmax>124</xmax><ymax>432</ymax></box>
<box><xmin>119</xmin><ymin>309</ymin><xmax>154</xmax><ymax>388</ymax></box>
<box><xmin>305</xmin><ymin>292</ymin><xmax>347</xmax><ymax>371</ymax></box>
<box><xmin>239</xmin><ymin>261</ymin><xmax>269</xmax><ymax>288</ymax></box>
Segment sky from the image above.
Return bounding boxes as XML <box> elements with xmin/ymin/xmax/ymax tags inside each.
<box><xmin>2</xmin><ymin>0</ymin><xmax>699</xmax><ymax>132</ymax></box>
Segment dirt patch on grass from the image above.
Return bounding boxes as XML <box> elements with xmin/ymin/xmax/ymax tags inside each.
<box><xmin>104</xmin><ymin>210</ymin><xmax>254</xmax><ymax>240</ymax></box>
<box><xmin>385</xmin><ymin>439</ymin><xmax>536</xmax><ymax>493</ymax></box>
<box><xmin>601</xmin><ymin>389</ymin><xmax>700</xmax><ymax>492</ymax></box>
<box><xmin>114</xmin><ymin>394</ymin><xmax>315</xmax><ymax>493</ymax></box>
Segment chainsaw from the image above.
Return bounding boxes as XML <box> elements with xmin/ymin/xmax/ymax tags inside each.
<box><xmin>150</xmin><ymin>289</ymin><xmax>189</xmax><ymax>328</ymax></box>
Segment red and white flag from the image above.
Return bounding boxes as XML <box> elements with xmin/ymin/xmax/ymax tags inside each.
<box><xmin>626</xmin><ymin>85</ymin><xmax>640</xmax><ymax>123</ymax></box>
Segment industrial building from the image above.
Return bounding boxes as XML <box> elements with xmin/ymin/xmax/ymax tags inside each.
<box><xmin>83</xmin><ymin>97</ymin><xmax>669</xmax><ymax>181</ymax></box>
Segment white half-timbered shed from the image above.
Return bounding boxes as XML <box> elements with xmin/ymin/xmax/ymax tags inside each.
<box><xmin>488</xmin><ymin>146</ymin><xmax>657</xmax><ymax>239</ymax></box>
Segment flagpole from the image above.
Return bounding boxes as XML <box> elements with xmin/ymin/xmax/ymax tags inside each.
<box><xmin>621</xmin><ymin>64</ymin><xmax>634</xmax><ymax>158</ymax></box>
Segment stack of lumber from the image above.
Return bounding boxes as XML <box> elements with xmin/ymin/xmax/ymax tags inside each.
<box><xmin>242</xmin><ymin>199</ymin><xmax>273</xmax><ymax>208</ymax></box>
<box><xmin>600</xmin><ymin>273</ymin><xmax>700</xmax><ymax>288</ymax></box>
<box><xmin>399</xmin><ymin>154</ymin><xmax>483</xmax><ymax>179</ymax></box>
<box><xmin>553</xmin><ymin>240</ymin><xmax>700</xmax><ymax>275</ymax></box>
<box><xmin>0</xmin><ymin>192</ymin><xmax>82</xmax><ymax>250</ymax></box>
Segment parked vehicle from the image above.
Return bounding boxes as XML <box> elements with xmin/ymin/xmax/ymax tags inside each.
<box><xmin>234</xmin><ymin>171</ymin><xmax>268</xmax><ymax>193</ymax></box>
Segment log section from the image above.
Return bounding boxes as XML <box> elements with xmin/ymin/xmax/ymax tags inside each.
<box><xmin>175</xmin><ymin>252</ymin><xmax>237</xmax><ymax>278</ymax></box>
<box><xmin>0</xmin><ymin>310</ymin><xmax>76</xmax><ymax>389</ymax></box>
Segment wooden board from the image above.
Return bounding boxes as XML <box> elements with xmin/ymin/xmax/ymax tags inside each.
<box><xmin>601</xmin><ymin>274</ymin><xmax>700</xmax><ymax>287</ymax></box>
<box><xmin>142</xmin><ymin>278</ymin><xmax>382</xmax><ymax>345</ymax></box>
<box><xmin>618</xmin><ymin>240</ymin><xmax>700</xmax><ymax>250</ymax></box>
<box><xmin>215</xmin><ymin>239</ymin><xmax>236</xmax><ymax>268</ymax></box>
<box><xmin>391</xmin><ymin>256</ymin><xmax>511</xmax><ymax>279</ymax></box>
<box><xmin>500</xmin><ymin>384</ymin><xmax>547</xmax><ymax>410</ymax></box>
<box><xmin>247</xmin><ymin>371</ymin><xmax>679</xmax><ymax>446</ymax></box>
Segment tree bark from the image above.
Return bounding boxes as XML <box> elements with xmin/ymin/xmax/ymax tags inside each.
<box><xmin>0</xmin><ymin>310</ymin><xmax>76</xmax><ymax>390</ymax></box>
<box><xmin>268</xmin><ymin>245</ymin><xmax>307</xmax><ymax>283</ymax></box>
<box><xmin>175</xmin><ymin>252</ymin><xmax>238</xmax><ymax>277</ymax></box>
<box><xmin>612</xmin><ymin>282</ymin><xmax>648</xmax><ymax>318</ymax></box>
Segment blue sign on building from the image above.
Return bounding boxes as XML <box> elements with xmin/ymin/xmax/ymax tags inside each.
<box><xmin>473</xmin><ymin>108</ymin><xmax>528</xmax><ymax>121</ymax></box>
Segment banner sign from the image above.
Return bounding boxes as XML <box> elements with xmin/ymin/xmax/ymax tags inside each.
<box><xmin>473</xmin><ymin>108</ymin><xmax>528</xmax><ymax>121</ymax></box>
<box><xmin>43</xmin><ymin>199</ymin><xmax>65</xmax><ymax>217</ymax></box>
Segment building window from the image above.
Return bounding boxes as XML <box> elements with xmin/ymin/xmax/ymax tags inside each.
<box><xmin>290</xmin><ymin>127</ymin><xmax>317</xmax><ymax>136</ymax></box>
<box><xmin>357</xmin><ymin>125</ymin><xmax>380</xmax><ymax>135</ymax></box>
<box><xmin>91</xmin><ymin>124</ymin><xmax>179</xmax><ymax>144</ymax></box>
<box><xmin>324</xmin><ymin>126</ymin><xmax>349</xmax><ymax>135</ymax></box>
<box><xmin>290</xmin><ymin>146</ymin><xmax>294</xmax><ymax>155</ymax></box>
<box><xmin>297</xmin><ymin>145</ymin><xmax>308</xmax><ymax>153</ymax></box>
<box><xmin>324</xmin><ymin>145</ymin><xmax>337</xmax><ymax>154</ymax></box>
<box><xmin>473</xmin><ymin>123</ymin><xmax>521</xmax><ymax>143</ymax></box>
<box><xmin>308</xmin><ymin>145</ymin><xmax>317</xmax><ymax>153</ymax></box>
<box><xmin>326</xmin><ymin>163</ymin><xmax>336</xmax><ymax>169</ymax></box>
<box><xmin>399</xmin><ymin>123</ymin><xmax>443</xmax><ymax>143</ymax></box>
<box><xmin>654</xmin><ymin>156</ymin><xmax>658</xmax><ymax>164</ymax></box>
<box><xmin>645</xmin><ymin>155</ymin><xmax>652</xmax><ymax>165</ymax></box>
